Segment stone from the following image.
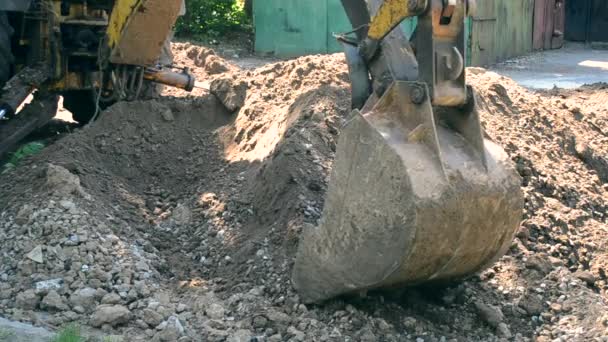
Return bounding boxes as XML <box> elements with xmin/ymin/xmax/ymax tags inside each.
<box><xmin>266</xmin><ymin>310</ymin><xmax>291</xmax><ymax>325</ymax></box>
<box><xmin>0</xmin><ymin>317</ymin><xmax>54</xmax><ymax>342</ymax></box>
<box><xmin>26</xmin><ymin>246</ymin><xmax>44</xmax><ymax>264</ymax></box>
<box><xmin>176</xmin><ymin>303</ymin><xmax>187</xmax><ymax>313</ymax></box>
<box><xmin>101</xmin><ymin>292</ymin><xmax>122</xmax><ymax>305</ymax></box>
<box><xmin>34</xmin><ymin>278</ymin><xmax>64</xmax><ymax>294</ymax></box>
<box><xmin>519</xmin><ymin>292</ymin><xmax>544</xmax><ymax>316</ymax></box>
<box><xmin>69</xmin><ymin>287</ymin><xmax>97</xmax><ymax>309</ymax></box>
<box><xmin>143</xmin><ymin>308</ymin><xmax>164</xmax><ymax>327</ymax></box>
<box><xmin>573</xmin><ymin>271</ymin><xmax>596</xmax><ymax>286</ymax></box>
<box><xmin>15</xmin><ymin>290</ymin><xmax>40</xmax><ymax>310</ymax></box>
<box><xmin>90</xmin><ymin>305</ymin><xmax>132</xmax><ymax>327</ymax></box>
<box><xmin>227</xmin><ymin>329</ymin><xmax>253</xmax><ymax>342</ymax></box>
<box><xmin>15</xmin><ymin>205</ymin><xmax>33</xmax><ymax>225</ymax></box>
<box><xmin>268</xmin><ymin>334</ymin><xmax>283</xmax><ymax>342</ymax></box>
<box><xmin>525</xmin><ymin>255</ymin><xmax>552</xmax><ymax>274</ymax></box>
<box><xmin>204</xmin><ymin>55</ymin><xmax>229</xmax><ymax>75</ymax></box>
<box><xmin>252</xmin><ymin>315</ymin><xmax>268</xmax><ymax>329</ymax></box>
<box><xmin>475</xmin><ymin>301</ymin><xmax>504</xmax><ymax>328</ymax></box>
<box><xmin>497</xmin><ymin>323</ymin><xmax>512</xmax><ymax>338</ymax></box>
<box><xmin>287</xmin><ymin>326</ymin><xmax>305</xmax><ymax>341</ymax></box>
<box><xmin>41</xmin><ymin>290</ymin><xmax>69</xmax><ymax>311</ymax></box>
<box><xmin>160</xmin><ymin>108</ymin><xmax>174</xmax><ymax>122</ymax></box>
<box><xmin>45</xmin><ymin>164</ymin><xmax>86</xmax><ymax>197</ymax></box>
<box><xmin>154</xmin><ymin>316</ymin><xmax>184</xmax><ymax>341</ymax></box>
<box><xmin>210</xmin><ymin>77</ymin><xmax>248</xmax><ymax>112</ymax></box>
<box><xmin>172</xmin><ymin>204</ymin><xmax>192</xmax><ymax>225</ymax></box>
<box><xmin>206</xmin><ymin>303</ymin><xmax>225</xmax><ymax>319</ymax></box>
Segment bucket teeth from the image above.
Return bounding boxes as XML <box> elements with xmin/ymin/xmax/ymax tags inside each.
<box><xmin>292</xmin><ymin>81</ymin><xmax>523</xmax><ymax>304</ymax></box>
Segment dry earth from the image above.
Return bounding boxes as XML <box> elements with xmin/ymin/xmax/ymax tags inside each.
<box><xmin>0</xmin><ymin>44</ymin><xmax>607</xmax><ymax>341</ymax></box>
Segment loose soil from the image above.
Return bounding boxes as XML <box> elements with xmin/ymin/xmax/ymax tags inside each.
<box><xmin>0</xmin><ymin>44</ymin><xmax>606</xmax><ymax>342</ymax></box>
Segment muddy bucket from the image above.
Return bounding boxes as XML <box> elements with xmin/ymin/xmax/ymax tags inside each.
<box><xmin>292</xmin><ymin>81</ymin><xmax>523</xmax><ymax>304</ymax></box>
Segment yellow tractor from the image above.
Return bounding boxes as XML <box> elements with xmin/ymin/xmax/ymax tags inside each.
<box><xmin>0</xmin><ymin>0</ymin><xmax>194</xmax><ymax>156</ymax></box>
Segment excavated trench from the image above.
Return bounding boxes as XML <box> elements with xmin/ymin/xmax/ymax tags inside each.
<box><xmin>0</xmin><ymin>46</ymin><xmax>606</xmax><ymax>341</ymax></box>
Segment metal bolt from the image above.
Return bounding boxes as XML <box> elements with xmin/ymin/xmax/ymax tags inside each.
<box><xmin>410</xmin><ymin>85</ymin><xmax>426</xmax><ymax>104</ymax></box>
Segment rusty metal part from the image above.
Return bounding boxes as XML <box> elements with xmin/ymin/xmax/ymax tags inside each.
<box><xmin>0</xmin><ymin>66</ymin><xmax>49</xmax><ymax>117</ymax></box>
<box><xmin>292</xmin><ymin>82</ymin><xmax>523</xmax><ymax>303</ymax></box>
<box><xmin>416</xmin><ymin>0</ymin><xmax>467</xmax><ymax>106</ymax></box>
<box><xmin>143</xmin><ymin>67</ymin><xmax>196</xmax><ymax>92</ymax></box>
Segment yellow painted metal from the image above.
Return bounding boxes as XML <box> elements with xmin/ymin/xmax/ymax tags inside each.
<box><xmin>107</xmin><ymin>0</ymin><xmax>182</xmax><ymax>66</ymax></box>
<box><xmin>107</xmin><ymin>0</ymin><xmax>142</xmax><ymax>50</ymax></box>
<box><xmin>368</xmin><ymin>0</ymin><xmax>425</xmax><ymax>40</ymax></box>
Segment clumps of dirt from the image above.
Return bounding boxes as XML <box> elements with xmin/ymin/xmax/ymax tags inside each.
<box><xmin>0</xmin><ymin>43</ymin><xmax>607</xmax><ymax>341</ymax></box>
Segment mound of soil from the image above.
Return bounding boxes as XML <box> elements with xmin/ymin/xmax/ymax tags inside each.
<box><xmin>0</xmin><ymin>44</ymin><xmax>606</xmax><ymax>342</ymax></box>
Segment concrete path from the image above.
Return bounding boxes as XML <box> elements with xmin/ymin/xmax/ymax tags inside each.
<box><xmin>491</xmin><ymin>43</ymin><xmax>608</xmax><ymax>89</ymax></box>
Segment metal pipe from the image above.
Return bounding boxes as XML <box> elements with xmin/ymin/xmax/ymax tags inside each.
<box><xmin>143</xmin><ymin>68</ymin><xmax>195</xmax><ymax>92</ymax></box>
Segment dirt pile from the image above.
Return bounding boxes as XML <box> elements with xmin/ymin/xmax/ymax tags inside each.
<box><xmin>0</xmin><ymin>45</ymin><xmax>607</xmax><ymax>341</ymax></box>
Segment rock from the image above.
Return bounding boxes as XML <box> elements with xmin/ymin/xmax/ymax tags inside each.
<box><xmin>26</xmin><ymin>245</ymin><xmax>44</xmax><ymax>264</ymax></box>
<box><xmin>525</xmin><ymin>255</ymin><xmax>552</xmax><ymax>274</ymax></box>
<box><xmin>143</xmin><ymin>308</ymin><xmax>164</xmax><ymax>327</ymax></box>
<box><xmin>154</xmin><ymin>316</ymin><xmax>184</xmax><ymax>341</ymax></box>
<box><xmin>268</xmin><ymin>334</ymin><xmax>283</xmax><ymax>342</ymax></box>
<box><xmin>101</xmin><ymin>292</ymin><xmax>122</xmax><ymax>305</ymax></box>
<box><xmin>475</xmin><ymin>301</ymin><xmax>504</xmax><ymax>328</ymax></box>
<box><xmin>227</xmin><ymin>329</ymin><xmax>253</xmax><ymax>342</ymax></box>
<box><xmin>287</xmin><ymin>326</ymin><xmax>305</xmax><ymax>341</ymax></box>
<box><xmin>90</xmin><ymin>305</ymin><xmax>132</xmax><ymax>327</ymax></box>
<box><xmin>172</xmin><ymin>204</ymin><xmax>192</xmax><ymax>225</ymax></box>
<box><xmin>252</xmin><ymin>315</ymin><xmax>268</xmax><ymax>329</ymax></box>
<box><xmin>15</xmin><ymin>290</ymin><xmax>40</xmax><ymax>310</ymax></box>
<box><xmin>41</xmin><ymin>290</ymin><xmax>69</xmax><ymax>311</ymax></box>
<box><xmin>497</xmin><ymin>323</ymin><xmax>512</xmax><ymax>338</ymax></box>
<box><xmin>45</xmin><ymin>164</ymin><xmax>86</xmax><ymax>197</ymax></box>
<box><xmin>160</xmin><ymin>108</ymin><xmax>174</xmax><ymax>122</ymax></box>
<box><xmin>69</xmin><ymin>287</ymin><xmax>97</xmax><ymax>309</ymax></box>
<box><xmin>15</xmin><ymin>205</ymin><xmax>33</xmax><ymax>225</ymax></box>
<box><xmin>176</xmin><ymin>303</ymin><xmax>187</xmax><ymax>313</ymax></box>
<box><xmin>205</xmin><ymin>55</ymin><xmax>229</xmax><ymax>75</ymax></box>
<box><xmin>573</xmin><ymin>271</ymin><xmax>596</xmax><ymax>286</ymax></box>
<box><xmin>34</xmin><ymin>278</ymin><xmax>63</xmax><ymax>294</ymax></box>
<box><xmin>0</xmin><ymin>317</ymin><xmax>54</xmax><ymax>342</ymax></box>
<box><xmin>519</xmin><ymin>292</ymin><xmax>544</xmax><ymax>316</ymax></box>
<box><xmin>210</xmin><ymin>77</ymin><xmax>248</xmax><ymax>112</ymax></box>
<box><xmin>266</xmin><ymin>310</ymin><xmax>291</xmax><ymax>325</ymax></box>
<box><xmin>206</xmin><ymin>303</ymin><xmax>225</xmax><ymax>319</ymax></box>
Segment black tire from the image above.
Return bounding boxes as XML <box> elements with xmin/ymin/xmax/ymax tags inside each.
<box><xmin>62</xmin><ymin>90</ymin><xmax>98</xmax><ymax>124</ymax></box>
<box><xmin>0</xmin><ymin>12</ymin><xmax>14</xmax><ymax>89</ymax></box>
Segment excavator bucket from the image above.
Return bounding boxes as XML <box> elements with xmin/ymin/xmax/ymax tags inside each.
<box><xmin>292</xmin><ymin>81</ymin><xmax>523</xmax><ymax>303</ymax></box>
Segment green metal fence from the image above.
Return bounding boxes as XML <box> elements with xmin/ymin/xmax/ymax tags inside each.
<box><xmin>254</xmin><ymin>0</ymin><xmax>532</xmax><ymax>67</ymax></box>
<box><xmin>253</xmin><ymin>0</ymin><xmax>417</xmax><ymax>57</ymax></box>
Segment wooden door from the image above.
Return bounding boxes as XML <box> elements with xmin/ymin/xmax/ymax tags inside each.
<box><xmin>471</xmin><ymin>0</ymin><xmax>497</xmax><ymax>66</ymax></box>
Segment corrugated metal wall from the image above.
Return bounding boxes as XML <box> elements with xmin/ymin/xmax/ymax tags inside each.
<box><xmin>254</xmin><ymin>0</ymin><xmax>416</xmax><ymax>57</ymax></box>
<box><xmin>255</xmin><ymin>0</ymin><xmax>534</xmax><ymax>66</ymax></box>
